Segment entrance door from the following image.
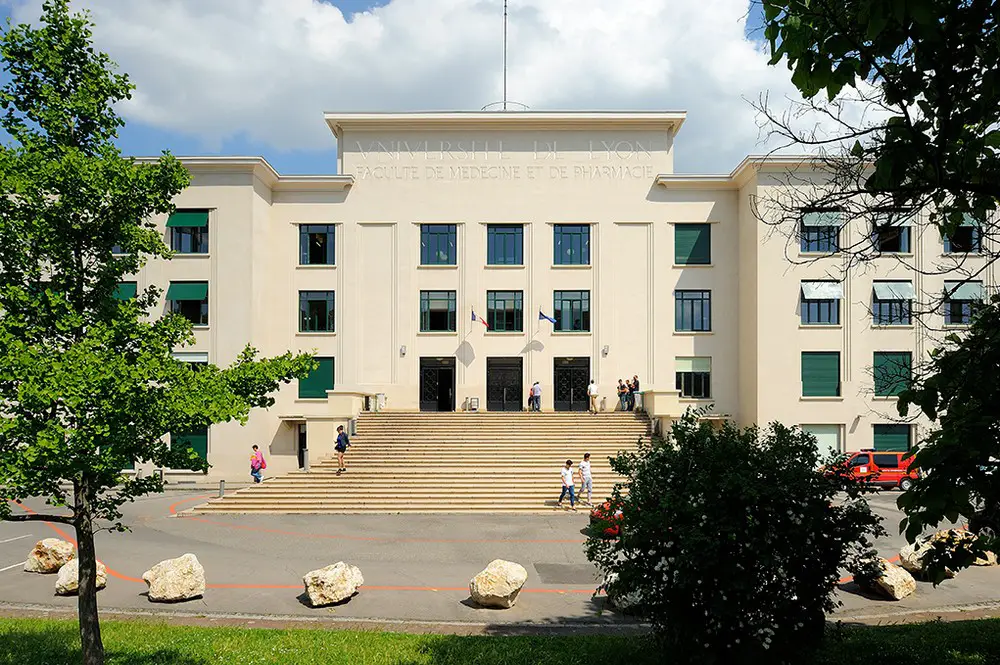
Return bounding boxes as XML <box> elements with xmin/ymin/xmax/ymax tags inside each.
<box><xmin>554</xmin><ymin>357</ymin><xmax>590</xmax><ymax>412</ymax></box>
<box><xmin>487</xmin><ymin>357</ymin><xmax>523</xmax><ymax>411</ymax></box>
<box><xmin>420</xmin><ymin>357</ymin><xmax>456</xmax><ymax>412</ymax></box>
<box><xmin>297</xmin><ymin>424</ymin><xmax>308</xmax><ymax>469</ymax></box>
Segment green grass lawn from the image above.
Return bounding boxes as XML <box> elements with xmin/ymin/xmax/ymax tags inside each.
<box><xmin>1</xmin><ymin>617</ymin><xmax>999</xmax><ymax>664</ymax></box>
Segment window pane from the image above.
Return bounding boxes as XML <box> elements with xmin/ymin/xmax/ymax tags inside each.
<box><xmin>421</xmin><ymin>224</ymin><xmax>457</xmax><ymax>265</ymax></box>
<box><xmin>553</xmin><ymin>290</ymin><xmax>590</xmax><ymax>331</ymax></box>
<box><xmin>487</xmin><ymin>225</ymin><xmax>523</xmax><ymax>265</ymax></box>
<box><xmin>420</xmin><ymin>290</ymin><xmax>457</xmax><ymax>331</ymax></box>
<box><xmin>800</xmin><ymin>222</ymin><xmax>839</xmax><ymax>252</ymax></box>
<box><xmin>300</xmin><ymin>225</ymin><xmax>336</xmax><ymax>265</ymax></box>
<box><xmin>299</xmin><ymin>291</ymin><xmax>335</xmax><ymax>332</ymax></box>
<box><xmin>872</xmin><ymin>298</ymin><xmax>912</xmax><ymax>325</ymax></box>
<box><xmin>553</xmin><ymin>225</ymin><xmax>590</xmax><ymax>265</ymax></box>
<box><xmin>675</xmin><ymin>290</ymin><xmax>712</xmax><ymax>332</ymax></box>
<box><xmin>873</xmin><ymin>226</ymin><xmax>910</xmax><ymax>253</ymax></box>
<box><xmin>487</xmin><ymin>290</ymin><xmax>523</xmax><ymax>331</ymax></box>
<box><xmin>171</xmin><ymin>227</ymin><xmax>208</xmax><ymax>254</ymax></box>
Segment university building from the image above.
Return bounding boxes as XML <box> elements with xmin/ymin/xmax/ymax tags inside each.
<box><xmin>126</xmin><ymin>111</ymin><xmax>996</xmax><ymax>481</ymax></box>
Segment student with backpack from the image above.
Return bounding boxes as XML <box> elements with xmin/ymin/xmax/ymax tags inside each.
<box><xmin>250</xmin><ymin>445</ymin><xmax>266</xmax><ymax>483</ymax></box>
<box><xmin>335</xmin><ymin>425</ymin><xmax>351</xmax><ymax>475</ymax></box>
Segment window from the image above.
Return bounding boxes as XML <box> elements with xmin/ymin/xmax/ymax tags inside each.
<box><xmin>420</xmin><ymin>224</ymin><xmax>457</xmax><ymax>265</ymax></box>
<box><xmin>800</xmin><ymin>424</ymin><xmax>841</xmax><ymax>458</ymax></box>
<box><xmin>944</xmin><ymin>280</ymin><xmax>984</xmax><ymax>325</ymax></box>
<box><xmin>487</xmin><ymin>290</ymin><xmax>523</xmax><ymax>332</ymax></box>
<box><xmin>299</xmin><ymin>224</ymin><xmax>336</xmax><ymax>265</ymax></box>
<box><xmin>298</xmin><ymin>357</ymin><xmax>334</xmax><ymax>399</ymax></box>
<box><xmin>676</xmin><ymin>357</ymin><xmax>711</xmax><ymax>398</ymax></box>
<box><xmin>420</xmin><ymin>290</ymin><xmax>457</xmax><ymax>332</ymax></box>
<box><xmin>944</xmin><ymin>221</ymin><xmax>981</xmax><ymax>254</ymax></box>
<box><xmin>801</xmin><ymin>351</ymin><xmax>840</xmax><ymax>397</ymax></box>
<box><xmin>872</xmin><ymin>281</ymin><xmax>914</xmax><ymax>325</ymax></box>
<box><xmin>800</xmin><ymin>281</ymin><xmax>842</xmax><ymax>325</ymax></box>
<box><xmin>675</xmin><ymin>224</ymin><xmax>711</xmax><ymax>265</ymax></box>
<box><xmin>113</xmin><ymin>282</ymin><xmax>137</xmax><ymax>301</ymax></box>
<box><xmin>553</xmin><ymin>290</ymin><xmax>590</xmax><ymax>332</ymax></box>
<box><xmin>873</xmin><ymin>351</ymin><xmax>912</xmax><ymax>397</ymax></box>
<box><xmin>167</xmin><ymin>210</ymin><xmax>209</xmax><ymax>254</ymax></box>
<box><xmin>674</xmin><ymin>290</ymin><xmax>712</xmax><ymax>332</ymax></box>
<box><xmin>553</xmin><ymin>224</ymin><xmax>590</xmax><ymax>265</ymax></box>
<box><xmin>851</xmin><ymin>454</ymin><xmax>870</xmax><ymax>467</ymax></box>
<box><xmin>873</xmin><ymin>453</ymin><xmax>900</xmax><ymax>468</ymax></box>
<box><xmin>166</xmin><ymin>281</ymin><xmax>209</xmax><ymax>326</ymax></box>
<box><xmin>800</xmin><ymin>211</ymin><xmax>841</xmax><ymax>253</ymax></box>
<box><xmin>873</xmin><ymin>424</ymin><xmax>911</xmax><ymax>451</ymax></box>
<box><xmin>171</xmin><ymin>427</ymin><xmax>208</xmax><ymax>467</ymax></box>
<box><xmin>487</xmin><ymin>224</ymin><xmax>523</xmax><ymax>265</ymax></box>
<box><xmin>872</xmin><ymin>225</ymin><xmax>911</xmax><ymax>253</ymax></box>
<box><xmin>299</xmin><ymin>291</ymin><xmax>335</xmax><ymax>332</ymax></box>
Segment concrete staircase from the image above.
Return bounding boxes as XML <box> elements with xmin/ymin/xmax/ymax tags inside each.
<box><xmin>192</xmin><ymin>411</ymin><xmax>650</xmax><ymax>514</ymax></box>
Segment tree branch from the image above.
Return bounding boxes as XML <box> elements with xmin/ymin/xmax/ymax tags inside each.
<box><xmin>4</xmin><ymin>512</ymin><xmax>75</xmax><ymax>525</ymax></box>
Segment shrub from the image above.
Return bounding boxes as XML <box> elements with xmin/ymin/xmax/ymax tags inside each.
<box><xmin>586</xmin><ymin>409</ymin><xmax>885</xmax><ymax>664</ymax></box>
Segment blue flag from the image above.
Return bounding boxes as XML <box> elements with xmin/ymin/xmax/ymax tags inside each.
<box><xmin>538</xmin><ymin>310</ymin><xmax>556</xmax><ymax>324</ymax></box>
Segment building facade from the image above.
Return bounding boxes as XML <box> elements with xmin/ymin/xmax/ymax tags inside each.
<box><xmin>127</xmin><ymin>112</ymin><xmax>996</xmax><ymax>481</ymax></box>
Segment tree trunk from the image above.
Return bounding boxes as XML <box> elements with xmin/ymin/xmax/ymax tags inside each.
<box><xmin>75</xmin><ymin>477</ymin><xmax>105</xmax><ymax>665</ymax></box>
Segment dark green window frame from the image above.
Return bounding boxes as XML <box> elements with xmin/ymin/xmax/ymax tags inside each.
<box><xmin>487</xmin><ymin>225</ymin><xmax>523</xmax><ymax>265</ymax></box>
<box><xmin>675</xmin><ymin>290</ymin><xmax>712</xmax><ymax>331</ymax></box>
<box><xmin>553</xmin><ymin>224</ymin><xmax>590</xmax><ymax>265</ymax></box>
<box><xmin>801</xmin><ymin>351</ymin><xmax>841</xmax><ymax>397</ymax></box>
<box><xmin>420</xmin><ymin>290</ymin><xmax>457</xmax><ymax>332</ymax></box>
<box><xmin>299</xmin><ymin>291</ymin><xmax>335</xmax><ymax>332</ymax></box>
<box><xmin>487</xmin><ymin>290</ymin><xmax>524</xmax><ymax>331</ymax></box>
<box><xmin>166</xmin><ymin>281</ymin><xmax>209</xmax><ymax>326</ymax></box>
<box><xmin>299</xmin><ymin>224</ymin><xmax>336</xmax><ymax>265</ymax></box>
<box><xmin>873</xmin><ymin>351</ymin><xmax>912</xmax><ymax>397</ymax></box>
<box><xmin>553</xmin><ymin>290</ymin><xmax>590</xmax><ymax>332</ymax></box>
<box><xmin>298</xmin><ymin>357</ymin><xmax>335</xmax><ymax>399</ymax></box>
<box><xmin>674</xmin><ymin>224</ymin><xmax>711</xmax><ymax>265</ymax></box>
<box><xmin>420</xmin><ymin>224</ymin><xmax>457</xmax><ymax>265</ymax></box>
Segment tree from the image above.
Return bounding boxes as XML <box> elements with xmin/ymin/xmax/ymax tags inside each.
<box><xmin>0</xmin><ymin>4</ymin><xmax>314</xmax><ymax>664</ymax></box>
<box><xmin>586</xmin><ymin>410</ymin><xmax>884</xmax><ymax>664</ymax></box>
<box><xmin>896</xmin><ymin>295</ymin><xmax>1000</xmax><ymax>578</ymax></box>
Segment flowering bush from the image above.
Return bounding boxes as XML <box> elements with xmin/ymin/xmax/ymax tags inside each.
<box><xmin>586</xmin><ymin>409</ymin><xmax>884</xmax><ymax>664</ymax></box>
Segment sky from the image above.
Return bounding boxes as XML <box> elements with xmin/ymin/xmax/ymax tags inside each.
<box><xmin>0</xmin><ymin>0</ymin><xmax>796</xmax><ymax>175</ymax></box>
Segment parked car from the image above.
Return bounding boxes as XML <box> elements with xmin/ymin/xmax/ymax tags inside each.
<box><xmin>834</xmin><ymin>450</ymin><xmax>919</xmax><ymax>490</ymax></box>
<box><xmin>590</xmin><ymin>500</ymin><xmax>624</xmax><ymax>538</ymax></box>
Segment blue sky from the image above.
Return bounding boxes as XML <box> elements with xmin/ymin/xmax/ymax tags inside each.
<box><xmin>1</xmin><ymin>1</ymin><xmax>776</xmax><ymax>175</ymax></box>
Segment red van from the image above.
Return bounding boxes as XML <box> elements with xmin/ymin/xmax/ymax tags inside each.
<box><xmin>843</xmin><ymin>450</ymin><xmax>919</xmax><ymax>490</ymax></box>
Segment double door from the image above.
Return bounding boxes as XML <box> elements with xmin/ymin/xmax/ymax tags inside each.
<box><xmin>554</xmin><ymin>357</ymin><xmax>590</xmax><ymax>412</ymax></box>
<box><xmin>420</xmin><ymin>357</ymin><xmax>456</xmax><ymax>412</ymax></box>
<box><xmin>486</xmin><ymin>357</ymin><xmax>523</xmax><ymax>411</ymax></box>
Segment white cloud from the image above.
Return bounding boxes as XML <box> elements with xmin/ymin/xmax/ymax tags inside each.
<box><xmin>8</xmin><ymin>0</ymin><xmax>819</xmax><ymax>172</ymax></box>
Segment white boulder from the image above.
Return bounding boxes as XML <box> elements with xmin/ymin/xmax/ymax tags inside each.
<box><xmin>55</xmin><ymin>559</ymin><xmax>107</xmax><ymax>596</ymax></box>
<box><xmin>23</xmin><ymin>538</ymin><xmax>76</xmax><ymax>574</ymax></box>
<box><xmin>602</xmin><ymin>572</ymin><xmax>644</xmax><ymax>612</ymax></box>
<box><xmin>871</xmin><ymin>558</ymin><xmax>916</xmax><ymax>600</ymax></box>
<box><xmin>302</xmin><ymin>562</ymin><xmax>364</xmax><ymax>607</ymax></box>
<box><xmin>142</xmin><ymin>553</ymin><xmax>206</xmax><ymax>602</ymax></box>
<box><xmin>469</xmin><ymin>559</ymin><xmax>528</xmax><ymax>609</ymax></box>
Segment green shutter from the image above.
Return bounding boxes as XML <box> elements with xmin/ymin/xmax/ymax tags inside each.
<box><xmin>802</xmin><ymin>352</ymin><xmax>840</xmax><ymax>397</ymax></box>
<box><xmin>113</xmin><ymin>282</ymin><xmax>137</xmax><ymax>300</ymax></box>
<box><xmin>166</xmin><ymin>281</ymin><xmax>208</xmax><ymax>301</ymax></box>
<box><xmin>299</xmin><ymin>357</ymin><xmax>334</xmax><ymax>399</ymax></box>
<box><xmin>166</xmin><ymin>211</ymin><xmax>209</xmax><ymax>228</ymax></box>
<box><xmin>173</xmin><ymin>428</ymin><xmax>208</xmax><ymax>464</ymax></box>
<box><xmin>873</xmin><ymin>352</ymin><xmax>911</xmax><ymax>396</ymax></box>
<box><xmin>675</xmin><ymin>224</ymin><xmax>711</xmax><ymax>265</ymax></box>
<box><xmin>874</xmin><ymin>424</ymin><xmax>910</xmax><ymax>451</ymax></box>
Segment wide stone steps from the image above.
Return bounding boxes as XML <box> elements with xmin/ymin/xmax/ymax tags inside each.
<box><xmin>191</xmin><ymin>411</ymin><xmax>647</xmax><ymax>514</ymax></box>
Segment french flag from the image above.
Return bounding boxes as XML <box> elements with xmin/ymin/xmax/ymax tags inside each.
<box><xmin>472</xmin><ymin>309</ymin><xmax>489</xmax><ymax>329</ymax></box>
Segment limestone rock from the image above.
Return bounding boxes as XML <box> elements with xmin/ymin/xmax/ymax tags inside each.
<box><xmin>974</xmin><ymin>550</ymin><xmax>998</xmax><ymax>566</ymax></box>
<box><xmin>602</xmin><ymin>572</ymin><xmax>644</xmax><ymax>612</ymax></box>
<box><xmin>142</xmin><ymin>554</ymin><xmax>205</xmax><ymax>602</ymax></box>
<box><xmin>469</xmin><ymin>559</ymin><xmax>528</xmax><ymax>609</ymax></box>
<box><xmin>872</xmin><ymin>558</ymin><xmax>916</xmax><ymax>600</ymax></box>
<box><xmin>55</xmin><ymin>560</ymin><xmax>107</xmax><ymax>596</ymax></box>
<box><xmin>302</xmin><ymin>562</ymin><xmax>364</xmax><ymax>607</ymax></box>
<box><xmin>23</xmin><ymin>538</ymin><xmax>76</xmax><ymax>574</ymax></box>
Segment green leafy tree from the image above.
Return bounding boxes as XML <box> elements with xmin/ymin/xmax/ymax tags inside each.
<box><xmin>586</xmin><ymin>410</ymin><xmax>884</xmax><ymax>664</ymax></box>
<box><xmin>896</xmin><ymin>296</ymin><xmax>1000</xmax><ymax>580</ymax></box>
<box><xmin>0</xmin><ymin>4</ymin><xmax>313</xmax><ymax>665</ymax></box>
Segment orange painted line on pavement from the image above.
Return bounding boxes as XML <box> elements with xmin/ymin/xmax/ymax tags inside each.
<box><xmin>168</xmin><ymin>495</ymin><xmax>588</xmax><ymax>545</ymax></box>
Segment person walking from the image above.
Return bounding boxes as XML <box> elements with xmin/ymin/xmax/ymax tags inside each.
<box><xmin>335</xmin><ymin>425</ymin><xmax>350</xmax><ymax>475</ymax></box>
<box><xmin>587</xmin><ymin>379</ymin><xmax>599</xmax><ymax>414</ymax></box>
<box><xmin>578</xmin><ymin>453</ymin><xmax>593</xmax><ymax>506</ymax></box>
<box><xmin>617</xmin><ymin>379</ymin><xmax>628</xmax><ymax>411</ymax></box>
<box><xmin>558</xmin><ymin>459</ymin><xmax>577</xmax><ymax>510</ymax></box>
<box><xmin>250</xmin><ymin>445</ymin><xmax>266</xmax><ymax>483</ymax></box>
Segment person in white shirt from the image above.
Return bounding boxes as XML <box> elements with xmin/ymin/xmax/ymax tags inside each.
<box><xmin>530</xmin><ymin>381</ymin><xmax>542</xmax><ymax>412</ymax></box>
<box><xmin>558</xmin><ymin>459</ymin><xmax>577</xmax><ymax>510</ymax></box>
<box><xmin>578</xmin><ymin>453</ymin><xmax>593</xmax><ymax>506</ymax></box>
<box><xmin>587</xmin><ymin>379</ymin><xmax>599</xmax><ymax>414</ymax></box>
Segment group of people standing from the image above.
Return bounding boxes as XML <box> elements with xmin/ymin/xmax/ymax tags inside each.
<box><xmin>557</xmin><ymin>453</ymin><xmax>593</xmax><ymax>510</ymax></box>
<box><xmin>616</xmin><ymin>375</ymin><xmax>641</xmax><ymax>412</ymax></box>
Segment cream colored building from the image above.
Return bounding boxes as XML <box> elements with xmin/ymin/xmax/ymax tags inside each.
<box><xmin>126</xmin><ymin>111</ymin><xmax>996</xmax><ymax>481</ymax></box>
